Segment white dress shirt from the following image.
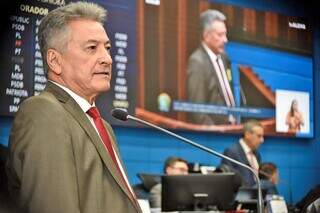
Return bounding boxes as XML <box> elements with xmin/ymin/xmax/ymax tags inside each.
<box><xmin>202</xmin><ymin>43</ymin><xmax>235</xmax><ymax>107</ymax></box>
<box><xmin>239</xmin><ymin>138</ymin><xmax>259</xmax><ymax>173</ymax></box>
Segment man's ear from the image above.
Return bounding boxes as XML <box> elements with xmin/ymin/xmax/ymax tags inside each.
<box><xmin>243</xmin><ymin>131</ymin><xmax>250</xmax><ymax>140</ymax></box>
<box><xmin>47</xmin><ymin>49</ymin><xmax>62</xmax><ymax>75</ymax></box>
<box><xmin>165</xmin><ymin>167</ymin><xmax>170</xmax><ymax>175</ymax></box>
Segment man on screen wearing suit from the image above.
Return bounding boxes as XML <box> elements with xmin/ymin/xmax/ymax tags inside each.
<box><xmin>6</xmin><ymin>2</ymin><xmax>141</xmax><ymax>213</ymax></box>
<box><xmin>219</xmin><ymin>120</ymin><xmax>264</xmax><ymax>187</ymax></box>
<box><xmin>187</xmin><ymin>9</ymin><xmax>237</xmax><ymax>125</ymax></box>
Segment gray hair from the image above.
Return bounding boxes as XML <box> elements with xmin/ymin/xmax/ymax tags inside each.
<box><xmin>243</xmin><ymin>120</ymin><xmax>262</xmax><ymax>134</ymax></box>
<box><xmin>200</xmin><ymin>9</ymin><xmax>226</xmax><ymax>33</ymax></box>
<box><xmin>38</xmin><ymin>1</ymin><xmax>107</xmax><ymax>74</ymax></box>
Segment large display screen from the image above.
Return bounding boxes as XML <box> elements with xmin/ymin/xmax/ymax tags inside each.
<box><xmin>0</xmin><ymin>0</ymin><xmax>314</xmax><ymax>137</ymax></box>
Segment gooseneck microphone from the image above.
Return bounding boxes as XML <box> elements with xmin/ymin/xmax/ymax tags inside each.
<box><xmin>111</xmin><ymin>108</ymin><xmax>263</xmax><ymax>213</ymax></box>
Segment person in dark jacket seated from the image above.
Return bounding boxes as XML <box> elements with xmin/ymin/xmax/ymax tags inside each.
<box><xmin>258</xmin><ymin>162</ymin><xmax>279</xmax><ymax>195</ymax></box>
<box><xmin>149</xmin><ymin>156</ymin><xmax>189</xmax><ymax>208</ymax></box>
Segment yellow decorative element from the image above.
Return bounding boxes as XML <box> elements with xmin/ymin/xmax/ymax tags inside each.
<box><xmin>157</xmin><ymin>93</ymin><xmax>171</xmax><ymax>112</ymax></box>
<box><xmin>226</xmin><ymin>68</ymin><xmax>232</xmax><ymax>82</ymax></box>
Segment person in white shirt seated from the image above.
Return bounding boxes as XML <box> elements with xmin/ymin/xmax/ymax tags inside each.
<box><xmin>219</xmin><ymin>120</ymin><xmax>264</xmax><ymax>186</ymax></box>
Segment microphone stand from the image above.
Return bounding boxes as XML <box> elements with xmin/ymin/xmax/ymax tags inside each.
<box><xmin>127</xmin><ymin>114</ymin><xmax>264</xmax><ymax>213</ymax></box>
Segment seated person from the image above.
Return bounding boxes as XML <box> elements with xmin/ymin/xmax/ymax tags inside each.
<box><xmin>258</xmin><ymin>162</ymin><xmax>279</xmax><ymax>195</ymax></box>
<box><xmin>296</xmin><ymin>185</ymin><xmax>320</xmax><ymax>212</ymax></box>
<box><xmin>306</xmin><ymin>197</ymin><xmax>320</xmax><ymax>213</ymax></box>
<box><xmin>149</xmin><ymin>156</ymin><xmax>188</xmax><ymax>208</ymax></box>
<box><xmin>132</xmin><ymin>173</ymin><xmax>161</xmax><ymax>200</ymax></box>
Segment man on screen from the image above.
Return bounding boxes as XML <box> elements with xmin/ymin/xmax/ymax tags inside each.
<box><xmin>219</xmin><ymin>120</ymin><xmax>264</xmax><ymax>187</ymax></box>
<box><xmin>6</xmin><ymin>2</ymin><xmax>141</xmax><ymax>213</ymax></box>
<box><xmin>187</xmin><ymin>9</ymin><xmax>237</xmax><ymax>125</ymax></box>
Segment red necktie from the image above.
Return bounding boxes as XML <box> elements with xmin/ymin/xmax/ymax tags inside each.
<box><xmin>86</xmin><ymin>107</ymin><xmax>139</xmax><ymax>208</ymax></box>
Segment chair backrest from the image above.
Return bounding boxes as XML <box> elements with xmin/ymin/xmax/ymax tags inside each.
<box><xmin>137</xmin><ymin>173</ymin><xmax>161</xmax><ymax>192</ymax></box>
<box><xmin>132</xmin><ymin>173</ymin><xmax>161</xmax><ymax>200</ymax></box>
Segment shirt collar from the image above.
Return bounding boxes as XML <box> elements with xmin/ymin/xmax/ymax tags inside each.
<box><xmin>49</xmin><ymin>80</ymin><xmax>94</xmax><ymax>113</ymax></box>
<box><xmin>239</xmin><ymin>138</ymin><xmax>252</xmax><ymax>154</ymax></box>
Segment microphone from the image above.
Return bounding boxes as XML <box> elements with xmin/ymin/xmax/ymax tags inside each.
<box><xmin>111</xmin><ymin>108</ymin><xmax>264</xmax><ymax>213</ymax></box>
<box><xmin>111</xmin><ymin>108</ymin><xmax>129</xmax><ymax>121</ymax></box>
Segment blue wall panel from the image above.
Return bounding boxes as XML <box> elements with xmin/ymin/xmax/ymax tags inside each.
<box><xmin>0</xmin><ymin>117</ymin><xmax>12</xmax><ymax>146</ymax></box>
<box><xmin>0</xmin><ymin>0</ymin><xmax>319</xmax><ymax>208</ymax></box>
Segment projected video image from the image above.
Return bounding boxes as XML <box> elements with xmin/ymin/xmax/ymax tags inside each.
<box><xmin>134</xmin><ymin>0</ymin><xmax>313</xmax><ymax>137</ymax></box>
<box><xmin>0</xmin><ymin>0</ymin><xmax>313</xmax><ymax>137</ymax></box>
<box><xmin>276</xmin><ymin>90</ymin><xmax>310</xmax><ymax>135</ymax></box>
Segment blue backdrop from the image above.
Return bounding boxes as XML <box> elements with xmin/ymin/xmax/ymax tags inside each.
<box><xmin>1</xmin><ymin>0</ymin><xmax>319</xmax><ymax>205</ymax></box>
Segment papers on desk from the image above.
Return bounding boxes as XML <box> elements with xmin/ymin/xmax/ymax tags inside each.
<box><xmin>266</xmin><ymin>195</ymin><xmax>288</xmax><ymax>213</ymax></box>
<box><xmin>138</xmin><ymin>199</ymin><xmax>151</xmax><ymax>213</ymax></box>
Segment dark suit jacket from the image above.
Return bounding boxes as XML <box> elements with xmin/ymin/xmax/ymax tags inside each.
<box><xmin>187</xmin><ymin>45</ymin><xmax>233</xmax><ymax>125</ymax></box>
<box><xmin>259</xmin><ymin>179</ymin><xmax>278</xmax><ymax>195</ymax></box>
<box><xmin>6</xmin><ymin>82</ymin><xmax>141</xmax><ymax>213</ymax></box>
<box><xmin>220</xmin><ymin>141</ymin><xmax>261</xmax><ymax>187</ymax></box>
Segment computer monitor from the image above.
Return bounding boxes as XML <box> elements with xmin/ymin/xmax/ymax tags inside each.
<box><xmin>161</xmin><ymin>173</ymin><xmax>241</xmax><ymax>211</ymax></box>
<box><xmin>235</xmin><ymin>187</ymin><xmax>268</xmax><ymax>204</ymax></box>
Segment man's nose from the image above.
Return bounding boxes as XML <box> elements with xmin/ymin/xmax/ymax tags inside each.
<box><xmin>223</xmin><ymin>35</ymin><xmax>228</xmax><ymax>43</ymax></box>
<box><xmin>99</xmin><ymin>47</ymin><xmax>112</xmax><ymax>65</ymax></box>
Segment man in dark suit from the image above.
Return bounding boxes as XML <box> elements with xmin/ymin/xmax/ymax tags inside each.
<box><xmin>6</xmin><ymin>2</ymin><xmax>141</xmax><ymax>213</ymax></box>
<box><xmin>187</xmin><ymin>9</ymin><xmax>236</xmax><ymax>125</ymax></box>
<box><xmin>219</xmin><ymin>120</ymin><xmax>264</xmax><ymax>187</ymax></box>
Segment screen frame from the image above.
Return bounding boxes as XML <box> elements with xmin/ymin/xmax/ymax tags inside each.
<box><xmin>161</xmin><ymin>173</ymin><xmax>241</xmax><ymax>211</ymax></box>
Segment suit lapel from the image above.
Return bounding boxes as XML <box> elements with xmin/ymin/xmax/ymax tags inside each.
<box><xmin>253</xmin><ymin>150</ymin><xmax>261</xmax><ymax>164</ymax></box>
<box><xmin>200</xmin><ymin>46</ymin><xmax>228</xmax><ymax>104</ymax></box>
<box><xmin>237</xmin><ymin>142</ymin><xmax>251</xmax><ymax>166</ymax></box>
<box><xmin>44</xmin><ymin>82</ymin><xmax>134</xmax><ymax>203</ymax></box>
